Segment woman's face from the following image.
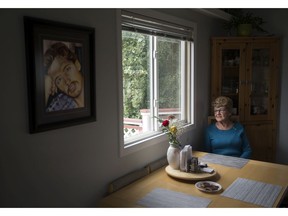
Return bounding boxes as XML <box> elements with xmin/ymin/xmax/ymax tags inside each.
<box><xmin>214</xmin><ymin>106</ymin><xmax>231</xmax><ymax>122</ymax></box>
<box><xmin>48</xmin><ymin>56</ymin><xmax>83</xmax><ymax>98</ymax></box>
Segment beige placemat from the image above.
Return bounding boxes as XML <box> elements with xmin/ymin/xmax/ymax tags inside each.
<box><xmin>200</xmin><ymin>153</ymin><xmax>249</xmax><ymax>169</ymax></box>
<box><xmin>137</xmin><ymin>188</ymin><xmax>211</xmax><ymax>208</ymax></box>
<box><xmin>221</xmin><ymin>177</ymin><xmax>282</xmax><ymax>207</ymax></box>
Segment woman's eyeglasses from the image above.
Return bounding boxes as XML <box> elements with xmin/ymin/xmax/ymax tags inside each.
<box><xmin>214</xmin><ymin>108</ymin><xmax>227</xmax><ymax>113</ymax></box>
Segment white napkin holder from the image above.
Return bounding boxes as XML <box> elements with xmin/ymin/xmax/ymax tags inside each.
<box><xmin>180</xmin><ymin>145</ymin><xmax>192</xmax><ymax>172</ymax></box>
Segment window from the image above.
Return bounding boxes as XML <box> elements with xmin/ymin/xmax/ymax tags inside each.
<box><xmin>120</xmin><ymin>10</ymin><xmax>195</xmax><ymax>154</ymax></box>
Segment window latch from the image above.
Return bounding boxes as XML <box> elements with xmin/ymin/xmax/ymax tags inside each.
<box><xmin>153</xmin><ymin>50</ymin><xmax>158</xmax><ymax>59</ymax></box>
<box><xmin>153</xmin><ymin>99</ymin><xmax>159</xmax><ymax>108</ymax></box>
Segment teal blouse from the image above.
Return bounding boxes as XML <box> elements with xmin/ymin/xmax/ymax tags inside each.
<box><xmin>205</xmin><ymin>122</ymin><xmax>252</xmax><ymax>159</ymax></box>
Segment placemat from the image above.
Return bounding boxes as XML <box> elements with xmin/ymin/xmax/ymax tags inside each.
<box><xmin>221</xmin><ymin>177</ymin><xmax>282</xmax><ymax>207</ymax></box>
<box><xmin>200</xmin><ymin>153</ymin><xmax>249</xmax><ymax>168</ymax></box>
<box><xmin>137</xmin><ymin>188</ymin><xmax>211</xmax><ymax>208</ymax></box>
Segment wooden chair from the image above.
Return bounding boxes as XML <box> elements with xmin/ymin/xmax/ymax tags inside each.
<box><xmin>108</xmin><ymin>167</ymin><xmax>149</xmax><ymax>195</ymax></box>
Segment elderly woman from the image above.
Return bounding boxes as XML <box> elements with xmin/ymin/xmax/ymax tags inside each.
<box><xmin>205</xmin><ymin>96</ymin><xmax>252</xmax><ymax>159</ymax></box>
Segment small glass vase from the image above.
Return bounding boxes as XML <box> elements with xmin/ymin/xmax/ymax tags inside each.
<box><xmin>167</xmin><ymin>143</ymin><xmax>180</xmax><ymax>170</ymax></box>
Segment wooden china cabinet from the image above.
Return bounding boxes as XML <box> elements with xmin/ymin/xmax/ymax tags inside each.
<box><xmin>210</xmin><ymin>37</ymin><xmax>280</xmax><ymax>162</ymax></box>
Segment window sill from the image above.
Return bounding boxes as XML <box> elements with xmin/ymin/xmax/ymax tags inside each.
<box><xmin>120</xmin><ymin>123</ymin><xmax>194</xmax><ymax>157</ymax></box>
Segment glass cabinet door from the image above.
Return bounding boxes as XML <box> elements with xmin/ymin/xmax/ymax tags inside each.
<box><xmin>220</xmin><ymin>48</ymin><xmax>241</xmax><ymax>115</ymax></box>
<box><xmin>247</xmin><ymin>45</ymin><xmax>272</xmax><ymax>120</ymax></box>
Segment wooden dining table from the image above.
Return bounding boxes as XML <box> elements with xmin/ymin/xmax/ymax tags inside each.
<box><xmin>100</xmin><ymin>151</ymin><xmax>288</xmax><ymax>208</ymax></box>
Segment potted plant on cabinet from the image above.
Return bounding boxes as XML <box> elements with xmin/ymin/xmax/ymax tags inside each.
<box><xmin>224</xmin><ymin>10</ymin><xmax>267</xmax><ymax>36</ymax></box>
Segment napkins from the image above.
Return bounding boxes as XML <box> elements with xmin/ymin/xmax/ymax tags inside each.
<box><xmin>200</xmin><ymin>167</ymin><xmax>214</xmax><ymax>174</ymax></box>
<box><xmin>180</xmin><ymin>145</ymin><xmax>192</xmax><ymax>172</ymax></box>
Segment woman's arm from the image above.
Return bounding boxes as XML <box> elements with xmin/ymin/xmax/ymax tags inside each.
<box><xmin>240</xmin><ymin>131</ymin><xmax>252</xmax><ymax>159</ymax></box>
<box><xmin>204</xmin><ymin>127</ymin><xmax>212</xmax><ymax>153</ymax></box>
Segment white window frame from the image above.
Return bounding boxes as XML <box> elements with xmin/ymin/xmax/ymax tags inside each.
<box><xmin>116</xmin><ymin>9</ymin><xmax>196</xmax><ymax>157</ymax></box>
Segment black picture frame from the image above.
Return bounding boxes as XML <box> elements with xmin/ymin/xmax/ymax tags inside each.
<box><xmin>24</xmin><ymin>16</ymin><xmax>96</xmax><ymax>133</ymax></box>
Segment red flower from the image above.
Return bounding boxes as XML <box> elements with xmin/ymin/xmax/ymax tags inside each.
<box><xmin>162</xmin><ymin>120</ymin><xmax>169</xmax><ymax>127</ymax></box>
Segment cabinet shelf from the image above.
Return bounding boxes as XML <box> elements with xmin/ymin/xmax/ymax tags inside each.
<box><xmin>222</xmin><ymin>93</ymin><xmax>239</xmax><ymax>97</ymax></box>
<box><xmin>250</xmin><ymin>93</ymin><xmax>269</xmax><ymax>98</ymax></box>
<box><xmin>223</xmin><ymin>66</ymin><xmax>239</xmax><ymax>69</ymax></box>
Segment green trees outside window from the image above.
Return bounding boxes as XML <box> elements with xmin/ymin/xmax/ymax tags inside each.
<box><xmin>122</xmin><ymin>31</ymin><xmax>181</xmax><ymax>120</ymax></box>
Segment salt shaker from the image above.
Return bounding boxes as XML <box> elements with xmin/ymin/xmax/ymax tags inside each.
<box><xmin>190</xmin><ymin>157</ymin><xmax>199</xmax><ymax>173</ymax></box>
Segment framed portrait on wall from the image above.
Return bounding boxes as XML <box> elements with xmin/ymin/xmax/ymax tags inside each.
<box><xmin>24</xmin><ymin>16</ymin><xmax>96</xmax><ymax>133</ymax></box>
